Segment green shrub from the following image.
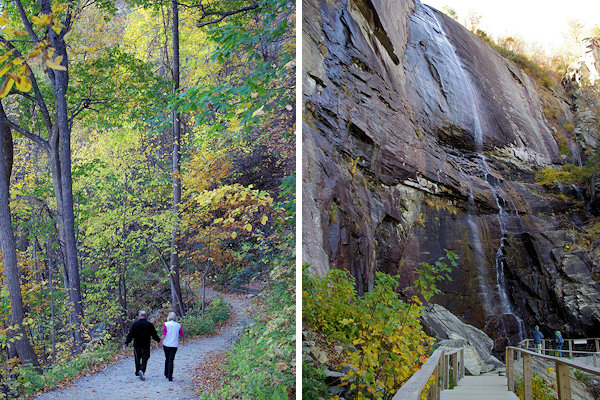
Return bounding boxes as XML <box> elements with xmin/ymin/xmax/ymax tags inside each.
<box><xmin>302</xmin><ymin>362</ymin><xmax>328</xmax><ymax>400</ymax></box>
<box><xmin>12</xmin><ymin>343</ymin><xmax>119</xmax><ymax>396</ymax></box>
<box><xmin>574</xmin><ymin>369</ymin><xmax>590</xmax><ymax>384</ymax></box>
<box><xmin>535</xmin><ymin>163</ymin><xmax>593</xmax><ymax>186</ymax></box>
<box><xmin>515</xmin><ymin>374</ymin><xmax>554</xmax><ymax>400</ymax></box>
<box><xmin>181</xmin><ymin>297</ymin><xmax>231</xmax><ymax>337</ymax></box>
<box><xmin>302</xmin><ymin>267</ymin><xmax>445</xmax><ymax>399</ymax></box>
<box><xmin>201</xmin><ymin>279</ymin><xmax>295</xmax><ymax>400</ymax></box>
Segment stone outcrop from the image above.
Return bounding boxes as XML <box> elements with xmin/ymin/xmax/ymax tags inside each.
<box><xmin>422</xmin><ymin>304</ymin><xmax>497</xmax><ymax>375</ymax></box>
<box><xmin>565</xmin><ymin>38</ymin><xmax>600</xmax><ymax>87</ymax></box>
<box><xmin>303</xmin><ymin>0</ymin><xmax>600</xmax><ymax>347</ymax></box>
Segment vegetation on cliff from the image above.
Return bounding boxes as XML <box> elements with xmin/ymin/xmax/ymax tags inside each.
<box><xmin>302</xmin><ymin>252</ymin><xmax>457</xmax><ymax>400</ymax></box>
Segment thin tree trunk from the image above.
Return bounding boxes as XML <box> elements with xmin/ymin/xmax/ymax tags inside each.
<box><xmin>46</xmin><ymin>239</ymin><xmax>56</xmax><ymax>364</ymax></box>
<box><xmin>169</xmin><ymin>0</ymin><xmax>184</xmax><ymax>317</ymax></box>
<box><xmin>0</xmin><ymin>104</ymin><xmax>39</xmax><ymax>367</ymax></box>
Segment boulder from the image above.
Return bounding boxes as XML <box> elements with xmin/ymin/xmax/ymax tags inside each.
<box><xmin>422</xmin><ymin>304</ymin><xmax>494</xmax><ymax>362</ymax></box>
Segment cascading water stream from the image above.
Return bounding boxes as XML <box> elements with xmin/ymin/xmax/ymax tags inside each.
<box><xmin>466</xmin><ymin>188</ymin><xmax>492</xmax><ymax>315</ymax></box>
<box><xmin>414</xmin><ymin>1</ymin><xmax>524</xmax><ymax>342</ymax></box>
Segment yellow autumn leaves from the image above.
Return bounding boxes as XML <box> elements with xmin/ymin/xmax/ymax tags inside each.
<box><xmin>0</xmin><ymin>1</ymin><xmax>69</xmax><ymax>98</ymax></box>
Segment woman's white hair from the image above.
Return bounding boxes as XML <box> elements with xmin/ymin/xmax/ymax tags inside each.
<box><xmin>167</xmin><ymin>312</ymin><xmax>177</xmax><ymax>322</ymax></box>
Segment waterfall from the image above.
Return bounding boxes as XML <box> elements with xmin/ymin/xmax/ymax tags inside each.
<box><xmin>413</xmin><ymin>1</ymin><xmax>525</xmax><ymax>342</ymax></box>
<box><xmin>466</xmin><ymin>188</ymin><xmax>492</xmax><ymax>315</ymax></box>
<box><xmin>408</xmin><ymin>2</ymin><xmax>484</xmax><ymax>150</ymax></box>
<box><xmin>478</xmin><ymin>155</ymin><xmax>525</xmax><ymax>341</ymax></box>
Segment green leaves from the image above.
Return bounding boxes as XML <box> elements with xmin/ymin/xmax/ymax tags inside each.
<box><xmin>410</xmin><ymin>249</ymin><xmax>458</xmax><ymax>302</ymax></box>
<box><xmin>303</xmin><ymin>268</ymin><xmax>435</xmax><ymax>399</ymax></box>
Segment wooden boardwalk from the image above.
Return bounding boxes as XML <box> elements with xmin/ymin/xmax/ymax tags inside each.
<box><xmin>441</xmin><ymin>375</ymin><xmax>519</xmax><ymax>400</ymax></box>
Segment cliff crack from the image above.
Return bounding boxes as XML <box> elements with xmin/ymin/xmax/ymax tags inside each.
<box><xmin>350</xmin><ymin>0</ymin><xmax>400</xmax><ymax>65</ymax></box>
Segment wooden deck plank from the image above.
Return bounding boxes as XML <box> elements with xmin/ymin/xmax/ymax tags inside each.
<box><xmin>441</xmin><ymin>375</ymin><xmax>519</xmax><ymax>400</ymax></box>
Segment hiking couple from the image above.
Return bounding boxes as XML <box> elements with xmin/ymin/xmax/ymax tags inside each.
<box><xmin>532</xmin><ymin>325</ymin><xmax>564</xmax><ymax>356</ymax></box>
<box><xmin>123</xmin><ymin>310</ymin><xmax>185</xmax><ymax>381</ymax></box>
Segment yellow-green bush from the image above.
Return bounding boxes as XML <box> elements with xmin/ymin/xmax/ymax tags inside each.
<box><xmin>535</xmin><ymin>163</ymin><xmax>593</xmax><ymax>186</ymax></box>
<box><xmin>303</xmin><ymin>268</ymin><xmax>435</xmax><ymax>400</ymax></box>
<box><xmin>515</xmin><ymin>374</ymin><xmax>555</xmax><ymax>400</ymax></box>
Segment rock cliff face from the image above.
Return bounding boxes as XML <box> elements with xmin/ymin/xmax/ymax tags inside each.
<box><xmin>303</xmin><ymin>0</ymin><xmax>600</xmax><ymax>349</ymax></box>
<box><xmin>565</xmin><ymin>38</ymin><xmax>600</xmax><ymax>87</ymax></box>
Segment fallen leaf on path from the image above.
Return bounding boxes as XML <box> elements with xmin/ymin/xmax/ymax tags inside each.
<box><xmin>192</xmin><ymin>350</ymin><xmax>227</xmax><ymax>396</ymax></box>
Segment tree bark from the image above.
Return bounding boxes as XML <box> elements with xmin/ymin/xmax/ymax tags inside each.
<box><xmin>0</xmin><ymin>104</ymin><xmax>39</xmax><ymax>367</ymax></box>
<box><xmin>45</xmin><ymin>0</ymin><xmax>84</xmax><ymax>351</ymax></box>
<box><xmin>169</xmin><ymin>0</ymin><xmax>184</xmax><ymax>317</ymax></box>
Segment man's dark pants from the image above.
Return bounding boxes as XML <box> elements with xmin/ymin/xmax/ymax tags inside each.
<box><xmin>134</xmin><ymin>346</ymin><xmax>151</xmax><ymax>375</ymax></box>
<box><xmin>163</xmin><ymin>346</ymin><xmax>178</xmax><ymax>379</ymax></box>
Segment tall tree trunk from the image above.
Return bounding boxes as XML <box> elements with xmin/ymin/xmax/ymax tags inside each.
<box><xmin>0</xmin><ymin>104</ymin><xmax>39</xmax><ymax>367</ymax></box>
<box><xmin>169</xmin><ymin>0</ymin><xmax>184</xmax><ymax>316</ymax></box>
<box><xmin>47</xmin><ymin>7</ymin><xmax>84</xmax><ymax>352</ymax></box>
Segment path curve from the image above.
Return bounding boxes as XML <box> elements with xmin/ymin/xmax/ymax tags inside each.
<box><xmin>33</xmin><ymin>292</ymin><xmax>252</xmax><ymax>400</ymax></box>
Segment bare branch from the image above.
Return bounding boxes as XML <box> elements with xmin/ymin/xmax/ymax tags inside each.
<box><xmin>16</xmin><ymin>194</ymin><xmax>58</xmax><ymax>219</ymax></box>
<box><xmin>5</xmin><ymin>119</ymin><xmax>49</xmax><ymax>151</ymax></box>
<box><xmin>69</xmin><ymin>97</ymin><xmax>91</xmax><ymax>128</ymax></box>
<box><xmin>197</xmin><ymin>3</ymin><xmax>259</xmax><ymax>28</ymax></box>
<box><xmin>13</xmin><ymin>0</ymin><xmax>41</xmax><ymax>42</ymax></box>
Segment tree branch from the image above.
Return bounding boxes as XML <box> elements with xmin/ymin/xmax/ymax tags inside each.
<box><xmin>0</xmin><ymin>37</ymin><xmax>54</xmax><ymax>135</ymax></box>
<box><xmin>197</xmin><ymin>2</ymin><xmax>259</xmax><ymax>28</ymax></box>
<box><xmin>5</xmin><ymin>119</ymin><xmax>49</xmax><ymax>151</ymax></box>
<box><xmin>16</xmin><ymin>194</ymin><xmax>58</xmax><ymax>219</ymax></box>
<box><xmin>13</xmin><ymin>0</ymin><xmax>41</xmax><ymax>43</ymax></box>
<box><xmin>69</xmin><ymin>97</ymin><xmax>91</xmax><ymax>129</ymax></box>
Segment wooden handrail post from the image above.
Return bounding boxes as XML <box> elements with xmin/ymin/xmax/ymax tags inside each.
<box><xmin>595</xmin><ymin>339</ymin><xmax>599</xmax><ymax>353</ymax></box>
<box><xmin>523</xmin><ymin>352</ymin><xmax>532</xmax><ymax>400</ymax></box>
<box><xmin>506</xmin><ymin>347</ymin><xmax>514</xmax><ymax>392</ymax></box>
<box><xmin>444</xmin><ymin>353</ymin><xmax>449</xmax><ymax>390</ymax></box>
<box><xmin>452</xmin><ymin>352</ymin><xmax>458</xmax><ymax>387</ymax></box>
<box><xmin>568</xmin><ymin>340</ymin><xmax>573</xmax><ymax>358</ymax></box>
<box><xmin>556</xmin><ymin>361</ymin><xmax>572</xmax><ymax>400</ymax></box>
<box><xmin>435</xmin><ymin>362</ymin><xmax>441</xmax><ymax>400</ymax></box>
<box><xmin>462</xmin><ymin>349</ymin><xmax>465</xmax><ymax>379</ymax></box>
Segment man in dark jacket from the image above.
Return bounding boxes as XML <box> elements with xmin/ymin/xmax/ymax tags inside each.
<box><xmin>124</xmin><ymin>310</ymin><xmax>160</xmax><ymax>381</ymax></box>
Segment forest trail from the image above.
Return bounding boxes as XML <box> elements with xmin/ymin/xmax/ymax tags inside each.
<box><xmin>33</xmin><ymin>290</ymin><xmax>253</xmax><ymax>400</ymax></box>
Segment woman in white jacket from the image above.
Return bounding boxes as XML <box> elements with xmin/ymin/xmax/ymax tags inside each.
<box><xmin>159</xmin><ymin>312</ymin><xmax>185</xmax><ymax>381</ymax></box>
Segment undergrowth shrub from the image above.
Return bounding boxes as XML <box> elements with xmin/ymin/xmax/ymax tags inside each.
<box><xmin>535</xmin><ymin>163</ymin><xmax>593</xmax><ymax>186</ymax></box>
<box><xmin>200</xmin><ymin>275</ymin><xmax>295</xmax><ymax>399</ymax></box>
<box><xmin>515</xmin><ymin>374</ymin><xmax>555</xmax><ymax>400</ymax></box>
<box><xmin>8</xmin><ymin>343</ymin><xmax>119</xmax><ymax>397</ymax></box>
<box><xmin>199</xmin><ymin>209</ymin><xmax>295</xmax><ymax>400</ymax></box>
<box><xmin>303</xmin><ymin>270</ymin><xmax>436</xmax><ymax>399</ymax></box>
<box><xmin>181</xmin><ymin>297</ymin><xmax>231</xmax><ymax>337</ymax></box>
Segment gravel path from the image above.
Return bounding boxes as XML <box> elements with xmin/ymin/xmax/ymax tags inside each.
<box><xmin>33</xmin><ymin>292</ymin><xmax>253</xmax><ymax>400</ymax></box>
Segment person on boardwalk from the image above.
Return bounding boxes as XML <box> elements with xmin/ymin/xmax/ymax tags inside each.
<box><xmin>554</xmin><ymin>330</ymin><xmax>564</xmax><ymax>357</ymax></box>
<box><xmin>124</xmin><ymin>310</ymin><xmax>160</xmax><ymax>381</ymax></box>
<box><xmin>159</xmin><ymin>312</ymin><xmax>185</xmax><ymax>381</ymax></box>
<box><xmin>532</xmin><ymin>325</ymin><xmax>544</xmax><ymax>353</ymax></box>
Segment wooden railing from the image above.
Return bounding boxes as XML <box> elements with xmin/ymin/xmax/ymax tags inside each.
<box><xmin>393</xmin><ymin>347</ymin><xmax>465</xmax><ymax>400</ymax></box>
<box><xmin>506</xmin><ymin>346</ymin><xmax>600</xmax><ymax>400</ymax></box>
<box><xmin>519</xmin><ymin>337</ymin><xmax>600</xmax><ymax>358</ymax></box>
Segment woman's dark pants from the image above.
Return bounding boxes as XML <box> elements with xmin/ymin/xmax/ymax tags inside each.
<box><xmin>163</xmin><ymin>346</ymin><xmax>178</xmax><ymax>380</ymax></box>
